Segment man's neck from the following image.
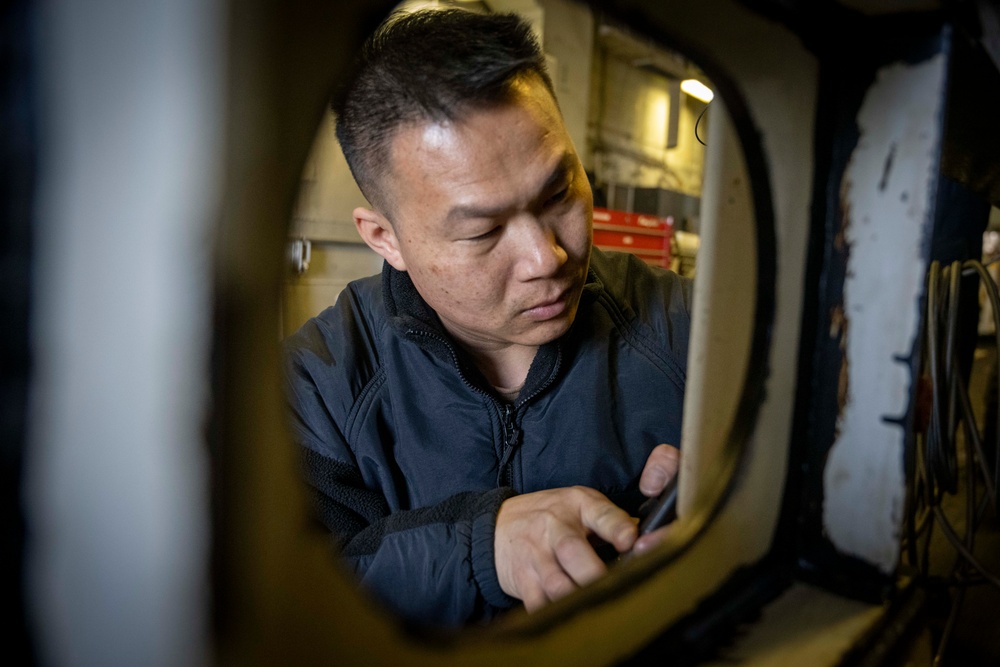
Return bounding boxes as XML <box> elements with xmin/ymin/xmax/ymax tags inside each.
<box><xmin>465</xmin><ymin>343</ymin><xmax>538</xmax><ymax>392</ymax></box>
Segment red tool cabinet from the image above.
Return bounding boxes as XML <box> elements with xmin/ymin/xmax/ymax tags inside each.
<box><xmin>592</xmin><ymin>207</ymin><xmax>673</xmax><ymax>269</ymax></box>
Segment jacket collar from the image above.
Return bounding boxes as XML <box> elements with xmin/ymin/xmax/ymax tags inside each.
<box><xmin>381</xmin><ymin>261</ymin><xmax>602</xmax><ymax>404</ymax></box>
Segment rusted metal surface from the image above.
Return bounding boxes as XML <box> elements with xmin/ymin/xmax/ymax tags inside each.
<box><xmin>829</xmin><ymin>304</ymin><xmax>850</xmax><ymax>420</ymax></box>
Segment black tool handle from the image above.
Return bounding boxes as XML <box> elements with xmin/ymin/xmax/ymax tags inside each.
<box><xmin>637</xmin><ymin>476</ymin><xmax>678</xmax><ymax>535</ymax></box>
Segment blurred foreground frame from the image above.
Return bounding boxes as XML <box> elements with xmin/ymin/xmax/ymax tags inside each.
<box><xmin>212</xmin><ymin>0</ymin><xmax>796</xmax><ymax>664</ymax></box>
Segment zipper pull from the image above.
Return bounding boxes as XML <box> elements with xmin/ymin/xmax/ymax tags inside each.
<box><xmin>497</xmin><ymin>404</ymin><xmax>521</xmax><ymax>487</ymax></box>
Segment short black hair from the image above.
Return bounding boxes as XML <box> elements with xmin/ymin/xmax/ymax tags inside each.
<box><xmin>332</xmin><ymin>9</ymin><xmax>555</xmax><ymax>214</ymax></box>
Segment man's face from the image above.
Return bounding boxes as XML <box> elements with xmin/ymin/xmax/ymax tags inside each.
<box><xmin>372</xmin><ymin>74</ymin><xmax>593</xmax><ymax>355</ymax></box>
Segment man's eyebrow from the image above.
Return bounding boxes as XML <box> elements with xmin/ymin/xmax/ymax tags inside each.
<box><xmin>446</xmin><ymin>201</ymin><xmax>511</xmax><ymax>223</ymax></box>
<box><xmin>445</xmin><ymin>152</ymin><xmax>575</xmax><ymax>223</ymax></box>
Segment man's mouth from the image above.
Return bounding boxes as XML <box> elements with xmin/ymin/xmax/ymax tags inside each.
<box><xmin>523</xmin><ymin>285</ymin><xmax>575</xmax><ymax>321</ymax></box>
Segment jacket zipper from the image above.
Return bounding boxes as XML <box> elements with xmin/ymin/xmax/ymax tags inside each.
<box><xmin>406</xmin><ymin>329</ymin><xmax>561</xmax><ymax>490</ymax></box>
<box><xmin>497</xmin><ymin>403</ymin><xmax>521</xmax><ymax>487</ymax></box>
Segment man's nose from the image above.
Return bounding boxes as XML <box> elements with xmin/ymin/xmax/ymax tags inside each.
<box><xmin>515</xmin><ymin>218</ymin><xmax>568</xmax><ymax>280</ymax></box>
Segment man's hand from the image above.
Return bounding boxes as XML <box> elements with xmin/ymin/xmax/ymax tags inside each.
<box><xmin>634</xmin><ymin>443</ymin><xmax>680</xmax><ymax>555</ymax></box>
<box><xmin>494</xmin><ymin>486</ymin><xmax>637</xmax><ymax>612</ymax></box>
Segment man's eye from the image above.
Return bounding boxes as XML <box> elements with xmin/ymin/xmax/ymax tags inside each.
<box><xmin>544</xmin><ymin>186</ymin><xmax>571</xmax><ymax>208</ymax></box>
<box><xmin>467</xmin><ymin>227</ymin><xmax>501</xmax><ymax>242</ymax></box>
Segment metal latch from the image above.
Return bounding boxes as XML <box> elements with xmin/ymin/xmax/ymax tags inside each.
<box><xmin>288</xmin><ymin>237</ymin><xmax>311</xmax><ymax>275</ymax></box>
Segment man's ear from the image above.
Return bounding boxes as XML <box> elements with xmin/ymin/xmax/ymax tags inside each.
<box><xmin>354</xmin><ymin>206</ymin><xmax>406</xmax><ymax>272</ymax></box>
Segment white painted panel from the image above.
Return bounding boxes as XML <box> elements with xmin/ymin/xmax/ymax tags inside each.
<box><xmin>26</xmin><ymin>0</ymin><xmax>221</xmax><ymax>664</ymax></box>
<box><xmin>679</xmin><ymin>101</ymin><xmax>755</xmax><ymax>514</ymax></box>
<box><xmin>823</xmin><ymin>53</ymin><xmax>947</xmax><ymax>571</ymax></box>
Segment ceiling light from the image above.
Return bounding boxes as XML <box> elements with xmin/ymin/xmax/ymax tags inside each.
<box><xmin>680</xmin><ymin>79</ymin><xmax>714</xmax><ymax>103</ymax></box>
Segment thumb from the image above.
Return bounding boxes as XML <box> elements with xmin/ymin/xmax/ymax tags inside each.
<box><xmin>639</xmin><ymin>444</ymin><xmax>679</xmax><ymax>497</ymax></box>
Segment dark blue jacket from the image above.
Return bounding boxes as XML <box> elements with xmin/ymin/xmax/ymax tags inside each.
<box><xmin>283</xmin><ymin>248</ymin><xmax>691</xmax><ymax>627</ymax></box>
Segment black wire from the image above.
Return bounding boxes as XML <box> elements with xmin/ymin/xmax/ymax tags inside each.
<box><xmin>915</xmin><ymin>258</ymin><xmax>1000</xmax><ymax>664</ymax></box>
<box><xmin>963</xmin><ymin>261</ymin><xmax>1000</xmax><ymax>513</ymax></box>
<box><xmin>932</xmin><ymin>506</ymin><xmax>1000</xmax><ymax>589</ymax></box>
<box><xmin>934</xmin><ymin>582</ymin><xmax>966</xmax><ymax>667</ymax></box>
<box><xmin>956</xmin><ymin>352</ymin><xmax>998</xmax><ymax>506</ymax></box>
<box><xmin>693</xmin><ymin>102</ymin><xmax>710</xmax><ymax>146</ymax></box>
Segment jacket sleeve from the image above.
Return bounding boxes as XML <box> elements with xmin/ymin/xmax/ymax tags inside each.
<box><xmin>283</xmin><ymin>326</ymin><xmax>518</xmax><ymax>627</ymax></box>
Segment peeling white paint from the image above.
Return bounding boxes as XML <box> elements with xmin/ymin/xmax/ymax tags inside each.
<box><xmin>822</xmin><ymin>53</ymin><xmax>946</xmax><ymax>572</ymax></box>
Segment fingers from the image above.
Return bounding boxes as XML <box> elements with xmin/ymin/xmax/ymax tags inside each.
<box><xmin>494</xmin><ymin>448</ymin><xmax>682</xmax><ymax>614</ymax></box>
<box><xmin>578</xmin><ymin>490</ymin><xmax>638</xmax><ymax>552</ymax></box>
<box><xmin>494</xmin><ymin>487</ymin><xmax>632</xmax><ymax>612</ymax></box>
<box><xmin>632</xmin><ymin>523</ymin><xmax>676</xmax><ymax>556</ymax></box>
<box><xmin>518</xmin><ymin>569</ymin><xmax>564</xmax><ymax>613</ymax></box>
<box><xmin>553</xmin><ymin>531</ymin><xmax>608</xmax><ymax>586</ymax></box>
<box><xmin>522</xmin><ymin>538</ymin><xmax>600</xmax><ymax>612</ymax></box>
<box><xmin>639</xmin><ymin>444</ymin><xmax>680</xmax><ymax>497</ymax></box>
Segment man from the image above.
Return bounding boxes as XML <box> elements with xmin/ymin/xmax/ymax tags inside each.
<box><xmin>283</xmin><ymin>8</ymin><xmax>689</xmax><ymax>626</ymax></box>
